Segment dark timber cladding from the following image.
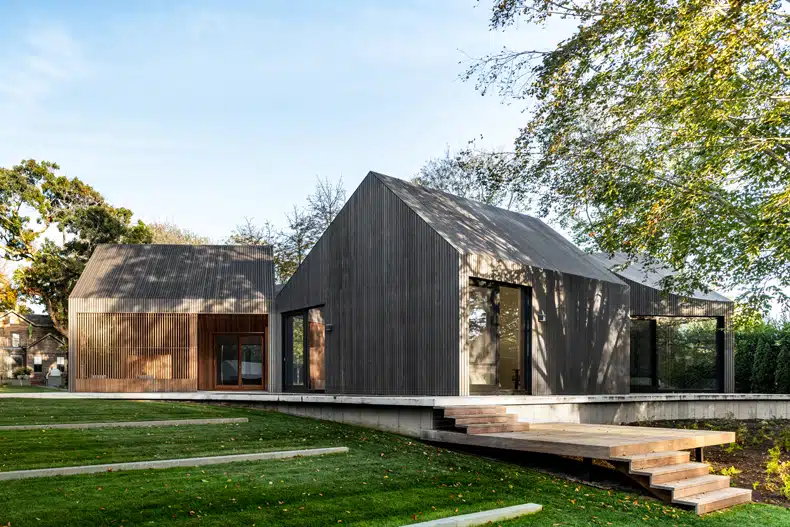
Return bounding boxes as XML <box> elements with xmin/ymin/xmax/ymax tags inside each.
<box><xmin>591</xmin><ymin>253</ymin><xmax>735</xmax><ymax>392</ymax></box>
<box><xmin>277</xmin><ymin>172</ymin><xmax>632</xmax><ymax>396</ymax></box>
<box><xmin>276</xmin><ymin>174</ymin><xmax>461</xmax><ymax>396</ymax></box>
<box><xmin>376</xmin><ymin>174</ymin><xmax>631</xmax><ymax>396</ymax></box>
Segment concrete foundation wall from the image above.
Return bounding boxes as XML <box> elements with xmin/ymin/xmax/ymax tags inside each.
<box><xmin>505</xmin><ymin>399</ymin><xmax>790</xmax><ymax>424</ymax></box>
<box><xmin>227</xmin><ymin>402</ymin><xmax>436</xmax><ymax>438</ymax></box>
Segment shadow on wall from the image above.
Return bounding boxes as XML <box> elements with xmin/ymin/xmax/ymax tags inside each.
<box><xmin>73</xmin><ymin>245</ymin><xmax>274</xmax><ymax>313</ymax></box>
<box><xmin>461</xmin><ymin>256</ymin><xmax>630</xmax><ymax>396</ymax></box>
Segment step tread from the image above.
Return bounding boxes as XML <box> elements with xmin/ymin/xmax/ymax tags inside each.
<box><xmin>673</xmin><ymin>487</ymin><xmax>752</xmax><ymax>506</ymax></box>
<box><xmin>615</xmin><ymin>451</ymin><xmax>691</xmax><ymax>462</ymax></box>
<box><xmin>632</xmin><ymin>462</ymin><xmax>710</xmax><ymax>477</ymax></box>
<box><xmin>653</xmin><ymin>474</ymin><xmax>729</xmax><ymax>491</ymax></box>
<box><xmin>451</xmin><ymin>414</ymin><xmax>514</xmax><ymax>419</ymax></box>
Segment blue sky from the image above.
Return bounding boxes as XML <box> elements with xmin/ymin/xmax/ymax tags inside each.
<box><xmin>0</xmin><ymin>1</ymin><xmax>572</xmax><ymax>239</ymax></box>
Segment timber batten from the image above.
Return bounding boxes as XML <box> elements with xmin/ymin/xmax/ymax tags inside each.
<box><xmin>69</xmin><ymin>245</ymin><xmax>275</xmax><ymax>393</ymax></box>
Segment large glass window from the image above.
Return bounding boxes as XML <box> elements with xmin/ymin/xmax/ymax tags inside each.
<box><xmin>630</xmin><ymin>316</ymin><xmax>721</xmax><ymax>392</ymax></box>
<box><xmin>468</xmin><ymin>279</ymin><xmax>530</xmax><ymax>393</ymax></box>
<box><xmin>215</xmin><ymin>334</ymin><xmax>265</xmax><ymax>389</ymax></box>
<box><xmin>284</xmin><ymin>307</ymin><xmax>325</xmax><ymax>392</ymax></box>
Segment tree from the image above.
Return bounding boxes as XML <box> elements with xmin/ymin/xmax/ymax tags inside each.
<box><xmin>0</xmin><ymin>262</ymin><xmax>25</xmax><ymax>312</ymax></box>
<box><xmin>227</xmin><ymin>218</ymin><xmax>290</xmax><ymax>283</ymax></box>
<box><xmin>413</xmin><ymin>146</ymin><xmax>525</xmax><ymax>210</ymax></box>
<box><xmin>149</xmin><ymin>221</ymin><xmax>212</xmax><ymax>244</ymax></box>
<box><xmin>306</xmin><ymin>176</ymin><xmax>346</xmax><ymax>238</ymax></box>
<box><xmin>465</xmin><ymin>0</ymin><xmax>790</xmax><ymax>314</ymax></box>
<box><xmin>752</xmin><ymin>330</ymin><xmax>779</xmax><ymax>393</ymax></box>
<box><xmin>278</xmin><ymin>206</ymin><xmax>316</xmax><ymax>283</ymax></box>
<box><xmin>1</xmin><ymin>160</ymin><xmax>151</xmax><ymax>335</ymax></box>
<box><xmin>776</xmin><ymin>325</ymin><xmax>790</xmax><ymax>393</ymax></box>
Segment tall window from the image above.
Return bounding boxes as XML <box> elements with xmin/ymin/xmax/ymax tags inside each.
<box><xmin>468</xmin><ymin>278</ymin><xmax>530</xmax><ymax>393</ymax></box>
<box><xmin>283</xmin><ymin>307</ymin><xmax>325</xmax><ymax>392</ymax></box>
<box><xmin>11</xmin><ymin>333</ymin><xmax>19</xmax><ymax>347</ymax></box>
<box><xmin>33</xmin><ymin>355</ymin><xmax>42</xmax><ymax>373</ymax></box>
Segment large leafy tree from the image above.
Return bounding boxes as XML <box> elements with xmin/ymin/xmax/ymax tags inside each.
<box><xmin>413</xmin><ymin>146</ymin><xmax>526</xmax><ymax>210</ymax></box>
<box><xmin>466</xmin><ymin>0</ymin><xmax>789</xmax><ymax>313</ymax></box>
<box><xmin>149</xmin><ymin>221</ymin><xmax>212</xmax><ymax>245</ymax></box>
<box><xmin>1</xmin><ymin>160</ymin><xmax>151</xmax><ymax>335</ymax></box>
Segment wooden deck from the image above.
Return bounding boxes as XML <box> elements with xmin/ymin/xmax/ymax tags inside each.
<box><xmin>424</xmin><ymin>407</ymin><xmax>750</xmax><ymax>514</ymax></box>
<box><xmin>421</xmin><ymin>423</ymin><xmax>735</xmax><ymax>460</ymax></box>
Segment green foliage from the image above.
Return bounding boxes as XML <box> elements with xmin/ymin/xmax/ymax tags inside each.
<box><xmin>0</xmin><ymin>160</ymin><xmax>151</xmax><ymax>334</ymax></box>
<box><xmin>413</xmin><ymin>146</ymin><xmax>525</xmax><ymax>210</ymax></box>
<box><xmin>765</xmin><ymin>445</ymin><xmax>790</xmax><ymax>498</ymax></box>
<box><xmin>777</xmin><ymin>325</ymin><xmax>790</xmax><ymax>393</ymax></box>
<box><xmin>12</xmin><ymin>366</ymin><xmax>32</xmax><ymax>377</ymax></box>
<box><xmin>149</xmin><ymin>221</ymin><xmax>212</xmax><ymax>245</ymax></box>
<box><xmin>735</xmin><ymin>330</ymin><xmax>760</xmax><ymax>393</ymax></box>
<box><xmin>467</xmin><ymin>0</ymin><xmax>790</xmax><ymax>314</ymax></box>
<box><xmin>752</xmin><ymin>331</ymin><xmax>779</xmax><ymax>393</ymax></box>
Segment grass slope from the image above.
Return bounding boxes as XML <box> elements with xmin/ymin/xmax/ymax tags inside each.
<box><xmin>0</xmin><ymin>399</ymin><xmax>786</xmax><ymax>527</ymax></box>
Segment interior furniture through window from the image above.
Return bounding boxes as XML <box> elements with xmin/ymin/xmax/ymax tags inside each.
<box><xmin>215</xmin><ymin>333</ymin><xmax>266</xmax><ymax>389</ymax></box>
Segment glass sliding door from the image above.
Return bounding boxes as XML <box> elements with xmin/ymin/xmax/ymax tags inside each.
<box><xmin>629</xmin><ymin>316</ymin><xmax>722</xmax><ymax>392</ymax></box>
<box><xmin>283</xmin><ymin>307</ymin><xmax>325</xmax><ymax>392</ymax></box>
<box><xmin>240</xmin><ymin>335</ymin><xmax>264</xmax><ymax>386</ymax></box>
<box><xmin>215</xmin><ymin>334</ymin><xmax>265</xmax><ymax>389</ymax></box>
<box><xmin>468</xmin><ymin>279</ymin><xmax>530</xmax><ymax>394</ymax></box>
<box><xmin>216</xmin><ymin>335</ymin><xmax>239</xmax><ymax>387</ymax></box>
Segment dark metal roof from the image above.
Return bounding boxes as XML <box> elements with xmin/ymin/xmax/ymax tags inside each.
<box><xmin>371</xmin><ymin>172</ymin><xmax>625</xmax><ymax>285</ymax></box>
<box><xmin>590</xmin><ymin>252</ymin><xmax>732</xmax><ymax>303</ymax></box>
<box><xmin>70</xmin><ymin>244</ymin><xmax>274</xmax><ymax>300</ymax></box>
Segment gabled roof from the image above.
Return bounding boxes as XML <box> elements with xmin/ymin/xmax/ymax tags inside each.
<box><xmin>0</xmin><ymin>310</ymin><xmax>54</xmax><ymax>327</ymax></box>
<box><xmin>28</xmin><ymin>332</ymin><xmax>67</xmax><ymax>348</ymax></box>
<box><xmin>590</xmin><ymin>252</ymin><xmax>732</xmax><ymax>302</ymax></box>
<box><xmin>70</xmin><ymin>244</ymin><xmax>273</xmax><ymax>300</ymax></box>
<box><xmin>371</xmin><ymin>172</ymin><xmax>625</xmax><ymax>285</ymax></box>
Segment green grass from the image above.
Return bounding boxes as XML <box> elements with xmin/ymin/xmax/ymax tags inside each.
<box><xmin>0</xmin><ymin>384</ymin><xmax>61</xmax><ymax>393</ymax></box>
<box><xmin>0</xmin><ymin>399</ymin><xmax>787</xmax><ymax>527</ymax></box>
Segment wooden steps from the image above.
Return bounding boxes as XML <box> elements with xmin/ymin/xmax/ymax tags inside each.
<box><xmin>438</xmin><ymin>406</ymin><xmax>528</xmax><ymax>435</ymax></box>
<box><xmin>425</xmin><ymin>416</ymin><xmax>750</xmax><ymax>515</ymax></box>
<box><xmin>617</xmin><ymin>451</ymin><xmax>752</xmax><ymax>515</ymax></box>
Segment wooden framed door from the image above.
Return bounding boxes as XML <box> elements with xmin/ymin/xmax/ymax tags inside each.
<box><xmin>215</xmin><ymin>333</ymin><xmax>266</xmax><ymax>390</ymax></box>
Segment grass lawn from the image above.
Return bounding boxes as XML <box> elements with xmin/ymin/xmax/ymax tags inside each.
<box><xmin>0</xmin><ymin>384</ymin><xmax>63</xmax><ymax>393</ymax></box>
<box><xmin>0</xmin><ymin>399</ymin><xmax>787</xmax><ymax>527</ymax></box>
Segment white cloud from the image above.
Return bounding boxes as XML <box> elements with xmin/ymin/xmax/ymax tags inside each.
<box><xmin>0</xmin><ymin>24</ymin><xmax>89</xmax><ymax>108</ymax></box>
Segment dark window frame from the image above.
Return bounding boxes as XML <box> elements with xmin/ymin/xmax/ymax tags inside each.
<box><xmin>629</xmin><ymin>315</ymin><xmax>724</xmax><ymax>393</ymax></box>
<box><xmin>281</xmin><ymin>305</ymin><xmax>326</xmax><ymax>393</ymax></box>
<box><xmin>468</xmin><ymin>278</ymin><xmax>532</xmax><ymax>394</ymax></box>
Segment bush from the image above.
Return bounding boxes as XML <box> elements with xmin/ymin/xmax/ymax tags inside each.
<box><xmin>12</xmin><ymin>366</ymin><xmax>32</xmax><ymax>378</ymax></box>
<box><xmin>752</xmin><ymin>332</ymin><xmax>779</xmax><ymax>393</ymax></box>
<box><xmin>777</xmin><ymin>327</ymin><xmax>790</xmax><ymax>394</ymax></box>
<box><xmin>735</xmin><ymin>331</ymin><xmax>759</xmax><ymax>393</ymax></box>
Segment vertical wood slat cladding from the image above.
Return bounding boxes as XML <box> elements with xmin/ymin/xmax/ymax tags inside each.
<box><xmin>276</xmin><ymin>175</ymin><xmax>460</xmax><ymax>396</ymax></box>
<box><xmin>196</xmin><ymin>314</ymin><xmax>269</xmax><ymax>390</ymax></box>
<box><xmin>73</xmin><ymin>313</ymin><xmax>196</xmax><ymax>392</ymax></box>
<box><xmin>625</xmin><ymin>277</ymin><xmax>735</xmax><ymax>392</ymax></box>
<box><xmin>461</xmin><ymin>254</ymin><xmax>631</xmax><ymax>396</ymax></box>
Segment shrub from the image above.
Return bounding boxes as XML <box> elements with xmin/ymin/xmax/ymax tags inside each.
<box><xmin>734</xmin><ymin>331</ymin><xmax>759</xmax><ymax>393</ymax></box>
<box><xmin>752</xmin><ymin>332</ymin><xmax>779</xmax><ymax>393</ymax></box>
<box><xmin>12</xmin><ymin>366</ymin><xmax>32</xmax><ymax>378</ymax></box>
<box><xmin>776</xmin><ymin>326</ymin><xmax>790</xmax><ymax>394</ymax></box>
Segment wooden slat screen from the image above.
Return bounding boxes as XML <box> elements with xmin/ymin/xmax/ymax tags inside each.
<box><xmin>74</xmin><ymin>313</ymin><xmax>197</xmax><ymax>392</ymax></box>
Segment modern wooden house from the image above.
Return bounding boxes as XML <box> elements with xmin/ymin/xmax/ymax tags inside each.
<box><xmin>68</xmin><ymin>172</ymin><xmax>736</xmax><ymax>396</ymax></box>
<box><xmin>591</xmin><ymin>253</ymin><xmax>734</xmax><ymax>393</ymax></box>
<box><xmin>68</xmin><ymin>245</ymin><xmax>274</xmax><ymax>392</ymax></box>
<box><xmin>275</xmin><ymin>172</ymin><xmax>632</xmax><ymax>397</ymax></box>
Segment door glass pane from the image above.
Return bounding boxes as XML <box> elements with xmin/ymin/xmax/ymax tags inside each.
<box><xmin>498</xmin><ymin>285</ymin><xmax>522</xmax><ymax>390</ymax></box>
<box><xmin>308</xmin><ymin>308</ymin><xmax>326</xmax><ymax>390</ymax></box>
<box><xmin>240</xmin><ymin>335</ymin><xmax>263</xmax><ymax>386</ymax></box>
<box><xmin>216</xmin><ymin>335</ymin><xmax>238</xmax><ymax>386</ymax></box>
<box><xmin>468</xmin><ymin>283</ymin><xmax>496</xmax><ymax>386</ymax></box>
<box><xmin>630</xmin><ymin>319</ymin><xmax>654</xmax><ymax>391</ymax></box>
<box><xmin>289</xmin><ymin>315</ymin><xmax>305</xmax><ymax>386</ymax></box>
<box><xmin>656</xmin><ymin>317</ymin><xmax>718</xmax><ymax>391</ymax></box>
